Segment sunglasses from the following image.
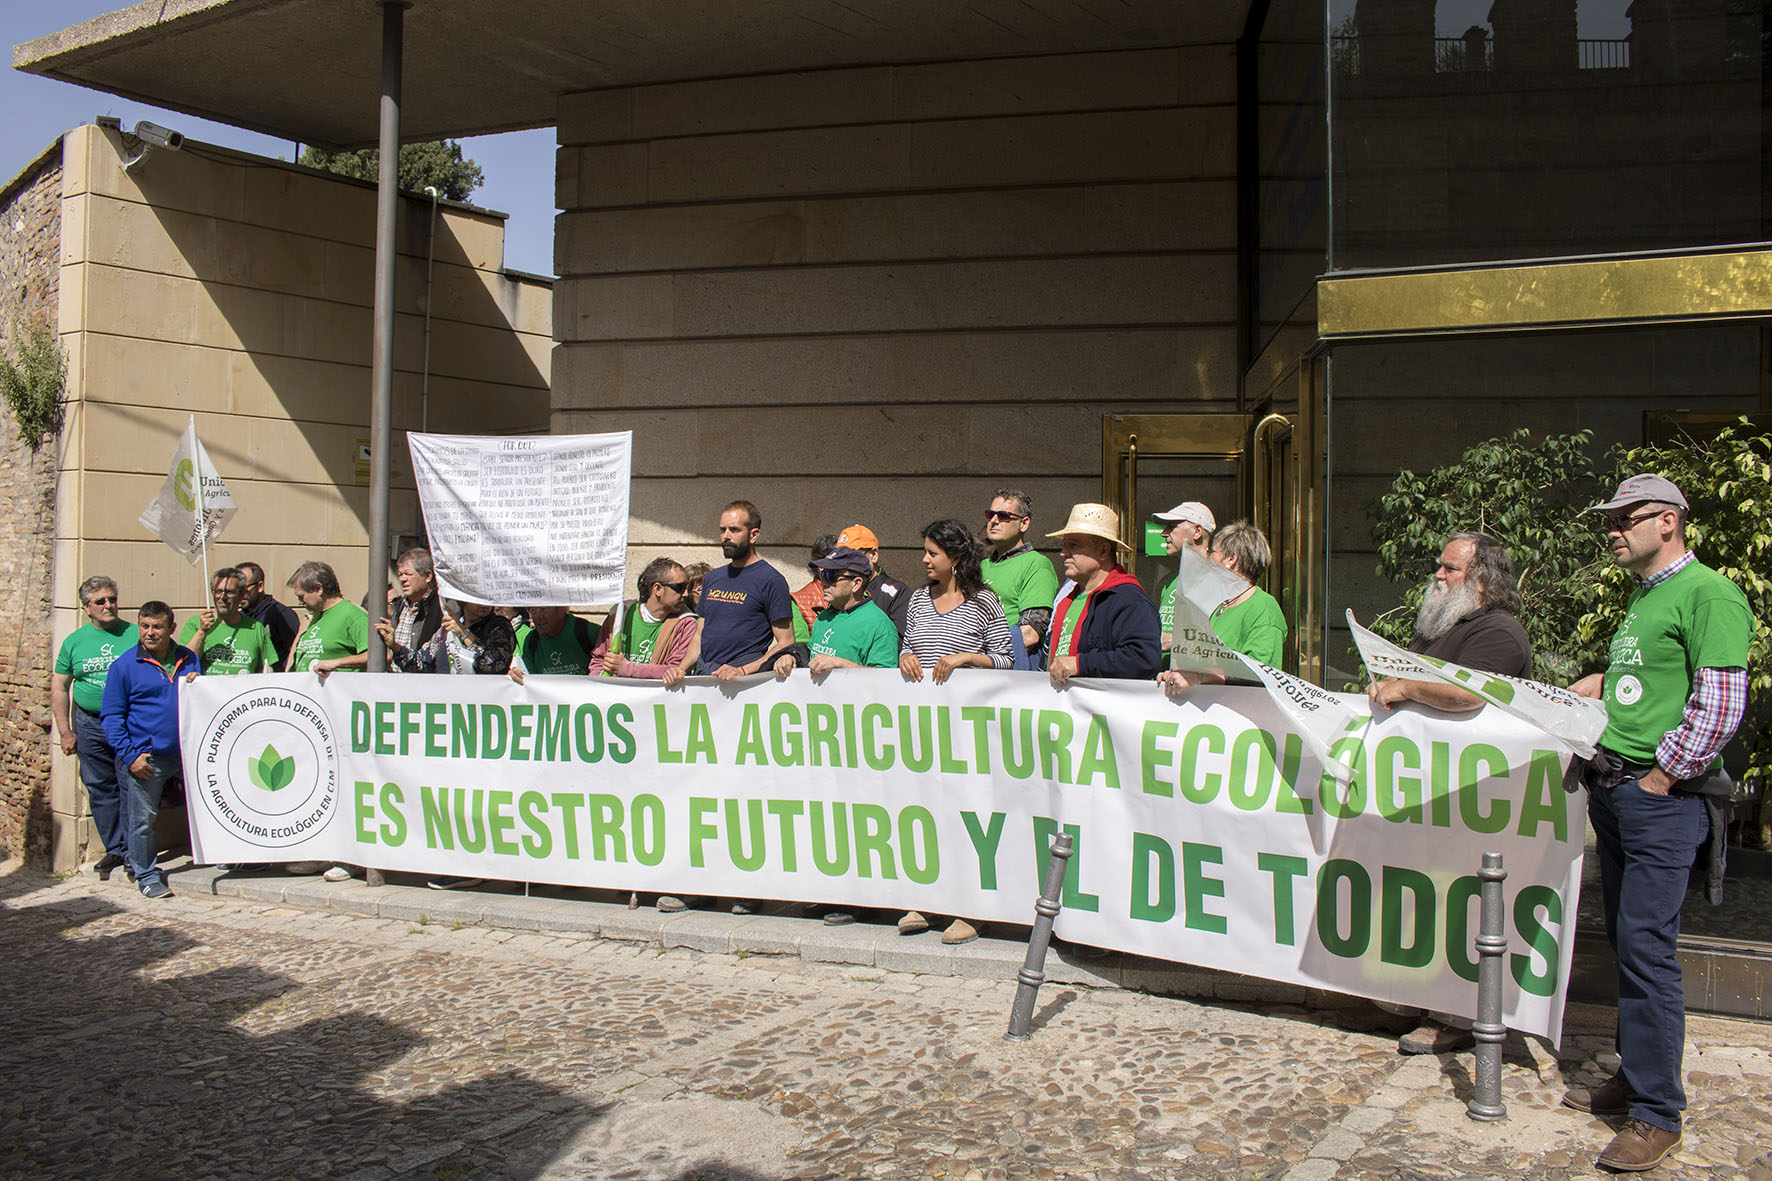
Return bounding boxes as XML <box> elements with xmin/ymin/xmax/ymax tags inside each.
<box><xmin>1598</xmin><ymin>509</ymin><xmax>1665</xmax><ymax>534</ymax></box>
<box><xmin>88</xmin><ymin>596</ymin><xmax>118</xmax><ymax>606</ymax></box>
<box><xmin>659</xmin><ymin>581</ymin><xmax>689</xmax><ymax>594</ymax></box>
<box><xmin>984</xmin><ymin>510</ymin><xmax>1027</xmax><ymax>523</ymax></box>
<box><xmin>817</xmin><ymin>569</ymin><xmax>862</xmax><ymax>584</ymax></box>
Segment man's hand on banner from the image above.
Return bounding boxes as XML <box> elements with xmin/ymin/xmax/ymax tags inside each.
<box><xmin>1048</xmin><ymin>654</ymin><xmax>1079</xmax><ymax>687</ymax></box>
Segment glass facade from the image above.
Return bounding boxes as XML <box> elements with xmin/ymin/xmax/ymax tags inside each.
<box><xmin>1327</xmin><ymin>0</ymin><xmax>1772</xmax><ymax>270</ymax></box>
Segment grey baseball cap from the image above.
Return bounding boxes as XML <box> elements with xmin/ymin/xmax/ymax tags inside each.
<box><xmin>1584</xmin><ymin>474</ymin><xmax>1689</xmax><ymax>513</ymax></box>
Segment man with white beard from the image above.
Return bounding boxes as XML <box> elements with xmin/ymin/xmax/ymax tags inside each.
<box><xmin>1367</xmin><ymin>532</ymin><xmax>1532</xmax><ymax>714</ymax></box>
<box><xmin>1366</xmin><ymin>532</ymin><xmax>1533</xmax><ymax>1057</ymax></box>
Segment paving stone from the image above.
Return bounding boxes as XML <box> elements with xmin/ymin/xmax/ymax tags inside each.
<box><xmin>660</xmin><ymin>912</ymin><xmax>741</xmax><ymax>953</ymax></box>
<box><xmin>798</xmin><ymin>923</ymin><xmax>879</xmax><ymax>967</ymax></box>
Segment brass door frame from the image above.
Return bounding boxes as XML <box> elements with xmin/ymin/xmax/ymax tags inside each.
<box><xmin>1100</xmin><ymin>414</ymin><xmax>1249</xmax><ymax>545</ymax></box>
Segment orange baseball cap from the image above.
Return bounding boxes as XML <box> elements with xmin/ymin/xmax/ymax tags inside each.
<box><xmin>837</xmin><ymin>525</ymin><xmax>879</xmax><ymax>549</ymax></box>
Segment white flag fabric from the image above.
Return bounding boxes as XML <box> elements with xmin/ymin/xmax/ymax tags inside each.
<box><xmin>408</xmin><ymin>432</ymin><xmax>633</xmax><ymax>607</ymax></box>
<box><xmin>1170</xmin><ymin>548</ymin><xmax>1369</xmax><ymax>784</ymax></box>
<box><xmin>1348</xmin><ymin>611</ymin><xmax>1608</xmax><ymax>757</ymax></box>
<box><xmin>138</xmin><ymin>415</ymin><xmax>236</xmax><ymax>564</ymax></box>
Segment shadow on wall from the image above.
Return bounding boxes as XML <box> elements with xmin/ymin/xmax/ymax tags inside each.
<box><xmin>0</xmin><ymin>863</ymin><xmax>602</xmax><ymax>1178</ymax></box>
<box><xmin>91</xmin><ymin>124</ymin><xmax>548</xmax><ymax>564</ymax></box>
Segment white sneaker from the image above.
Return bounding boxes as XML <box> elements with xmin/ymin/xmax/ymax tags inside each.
<box><xmin>322</xmin><ymin>865</ymin><xmax>353</xmax><ymax>882</ymax></box>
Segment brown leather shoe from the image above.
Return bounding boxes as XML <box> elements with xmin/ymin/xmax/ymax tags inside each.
<box><xmin>1562</xmin><ymin>1074</ymin><xmax>1635</xmax><ymax>1116</ymax></box>
<box><xmin>1397</xmin><ymin>1022</ymin><xmax>1475</xmax><ymax>1055</ymax></box>
<box><xmin>1596</xmin><ymin>1119</ymin><xmax>1680</xmax><ymax>1172</ymax></box>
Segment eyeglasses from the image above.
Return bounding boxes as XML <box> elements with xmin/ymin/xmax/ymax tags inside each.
<box><xmin>984</xmin><ymin>510</ymin><xmax>1027</xmax><ymax>523</ymax></box>
<box><xmin>817</xmin><ymin>569</ymin><xmax>861</xmax><ymax>584</ymax></box>
<box><xmin>659</xmin><ymin>580</ymin><xmax>689</xmax><ymax>594</ymax></box>
<box><xmin>1598</xmin><ymin>509</ymin><xmax>1665</xmax><ymax>534</ymax></box>
<box><xmin>88</xmin><ymin>596</ymin><xmax>117</xmax><ymax>606</ymax></box>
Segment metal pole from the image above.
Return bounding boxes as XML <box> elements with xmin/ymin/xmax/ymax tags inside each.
<box><xmin>366</xmin><ymin>0</ymin><xmax>408</xmax><ymax>675</ymax></box>
<box><xmin>1467</xmin><ymin>850</ymin><xmax>1508</xmax><ymax>1122</ymax></box>
<box><xmin>1005</xmin><ymin>833</ymin><xmax>1074</xmax><ymax>1042</ymax></box>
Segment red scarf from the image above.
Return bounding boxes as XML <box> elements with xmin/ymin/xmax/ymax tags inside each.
<box><xmin>1048</xmin><ymin>567</ymin><xmax>1142</xmax><ymax>656</ymax></box>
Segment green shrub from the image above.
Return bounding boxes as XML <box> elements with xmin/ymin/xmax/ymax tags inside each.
<box><xmin>0</xmin><ymin>318</ymin><xmax>67</xmax><ymax>448</ymax></box>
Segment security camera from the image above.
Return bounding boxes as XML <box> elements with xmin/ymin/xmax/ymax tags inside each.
<box><xmin>131</xmin><ymin>121</ymin><xmax>184</xmax><ymax>151</ymax></box>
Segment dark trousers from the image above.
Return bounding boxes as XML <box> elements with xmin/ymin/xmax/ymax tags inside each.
<box><xmin>1588</xmin><ymin>777</ymin><xmax>1710</xmax><ymax>1133</ymax></box>
<box><xmin>72</xmin><ymin>706</ymin><xmax>128</xmax><ymax>858</ymax></box>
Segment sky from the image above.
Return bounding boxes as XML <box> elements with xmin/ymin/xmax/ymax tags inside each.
<box><xmin>0</xmin><ymin>0</ymin><xmax>558</xmax><ymax>276</ymax></box>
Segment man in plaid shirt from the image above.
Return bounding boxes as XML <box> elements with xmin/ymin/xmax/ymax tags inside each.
<box><xmin>1564</xmin><ymin>474</ymin><xmax>1752</xmax><ymax>1173</ymax></box>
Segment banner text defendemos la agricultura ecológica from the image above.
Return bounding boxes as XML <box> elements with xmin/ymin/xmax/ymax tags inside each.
<box><xmin>180</xmin><ymin>670</ymin><xmax>1586</xmax><ymax>1041</ymax></box>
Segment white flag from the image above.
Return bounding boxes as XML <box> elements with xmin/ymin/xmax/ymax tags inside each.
<box><xmin>1169</xmin><ymin>547</ymin><xmax>1369</xmax><ymax>784</ymax></box>
<box><xmin>139</xmin><ymin>416</ymin><xmax>236</xmax><ymax>564</ymax></box>
<box><xmin>1348</xmin><ymin>610</ymin><xmax>1608</xmax><ymax>757</ymax></box>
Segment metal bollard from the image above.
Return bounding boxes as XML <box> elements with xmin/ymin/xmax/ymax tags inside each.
<box><xmin>1005</xmin><ymin>833</ymin><xmax>1074</xmax><ymax>1042</ymax></box>
<box><xmin>1467</xmin><ymin>850</ymin><xmax>1508</xmax><ymax>1122</ymax></box>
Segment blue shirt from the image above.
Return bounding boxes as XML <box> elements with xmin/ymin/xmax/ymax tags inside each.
<box><xmin>697</xmin><ymin>560</ymin><xmax>793</xmax><ymax>670</ymax></box>
<box><xmin>100</xmin><ymin>643</ymin><xmax>201</xmax><ymax>764</ymax></box>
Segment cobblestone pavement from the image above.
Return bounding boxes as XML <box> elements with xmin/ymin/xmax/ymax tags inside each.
<box><xmin>5</xmin><ymin>863</ymin><xmax>1771</xmax><ymax>1181</ymax></box>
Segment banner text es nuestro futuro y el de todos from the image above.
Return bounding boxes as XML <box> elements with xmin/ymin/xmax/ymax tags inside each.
<box><xmin>181</xmin><ymin>670</ymin><xmax>1586</xmax><ymax>1042</ymax></box>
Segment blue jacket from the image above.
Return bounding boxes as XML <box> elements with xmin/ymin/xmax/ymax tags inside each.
<box><xmin>1043</xmin><ymin>575</ymin><xmax>1163</xmax><ymax>680</ymax></box>
<box><xmin>101</xmin><ymin>643</ymin><xmax>200</xmax><ymax>765</ymax></box>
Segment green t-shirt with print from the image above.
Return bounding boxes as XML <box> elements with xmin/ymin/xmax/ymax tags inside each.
<box><xmin>1601</xmin><ymin>560</ymin><xmax>1753</xmax><ymax>766</ymax></box>
<box><xmin>1212</xmin><ymin>588</ymin><xmax>1287</xmax><ymax>667</ymax></box>
<box><xmin>1055</xmin><ymin>593</ymin><xmax>1090</xmax><ymax>658</ymax></box>
<box><xmin>290</xmin><ymin>600</ymin><xmax>370</xmax><ymax>672</ymax></box>
<box><xmin>1158</xmin><ymin>576</ymin><xmax>1177</xmax><ymax>635</ymax></box>
<box><xmin>623</xmin><ymin>610</ymin><xmax>665</xmax><ymax>663</ymax></box>
<box><xmin>178</xmin><ymin>613</ymin><xmax>278</xmax><ymax>675</ymax></box>
<box><xmin>981</xmin><ymin>547</ymin><xmax>1059</xmax><ymax>627</ymax></box>
<box><xmin>55</xmin><ymin>621</ymin><xmax>140</xmax><ymax>713</ymax></box>
<box><xmin>810</xmin><ymin>600</ymin><xmax>900</xmax><ymax>667</ymax></box>
<box><xmin>521</xmin><ymin>616</ymin><xmax>598</xmax><ymax>676</ymax></box>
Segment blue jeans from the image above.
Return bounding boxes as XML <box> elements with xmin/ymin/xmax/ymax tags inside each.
<box><xmin>73</xmin><ymin>707</ymin><xmax>128</xmax><ymax>858</ymax></box>
<box><xmin>121</xmin><ymin>753</ymin><xmax>177</xmax><ymax>891</ymax></box>
<box><xmin>1588</xmin><ymin>776</ymin><xmax>1710</xmax><ymax>1133</ymax></box>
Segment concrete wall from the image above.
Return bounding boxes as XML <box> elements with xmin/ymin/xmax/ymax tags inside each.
<box><xmin>552</xmin><ymin>47</ymin><xmax>1242</xmax><ymax>580</ymax></box>
<box><xmin>44</xmin><ymin>123</ymin><xmax>552</xmax><ymax>868</ymax></box>
<box><xmin>0</xmin><ymin>144</ymin><xmax>64</xmax><ymax>864</ymax></box>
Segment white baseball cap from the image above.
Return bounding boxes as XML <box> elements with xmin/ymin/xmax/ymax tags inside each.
<box><xmin>1152</xmin><ymin>502</ymin><xmax>1216</xmax><ymax>531</ymax></box>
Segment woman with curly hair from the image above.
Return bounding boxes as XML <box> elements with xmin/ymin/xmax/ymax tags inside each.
<box><xmin>897</xmin><ymin>518</ymin><xmax>1014</xmax><ymax>684</ymax></box>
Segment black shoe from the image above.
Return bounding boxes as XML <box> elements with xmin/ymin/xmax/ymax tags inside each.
<box><xmin>95</xmin><ymin>853</ymin><xmax>125</xmax><ymax>881</ymax></box>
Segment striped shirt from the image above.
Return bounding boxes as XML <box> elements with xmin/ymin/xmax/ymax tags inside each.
<box><xmin>900</xmin><ymin>586</ymin><xmax>1014</xmax><ymax>670</ymax></box>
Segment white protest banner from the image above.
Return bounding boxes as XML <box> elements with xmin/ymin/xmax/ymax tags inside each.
<box><xmin>1348</xmin><ymin>611</ymin><xmax>1608</xmax><ymax>757</ymax></box>
<box><xmin>1172</xmin><ymin>548</ymin><xmax>1369</xmax><ymax>785</ymax></box>
<box><xmin>139</xmin><ymin>415</ymin><xmax>236</xmax><ymax>565</ymax></box>
<box><xmin>408</xmin><ymin>432</ymin><xmax>632</xmax><ymax>607</ymax></box>
<box><xmin>181</xmin><ymin>671</ymin><xmax>1585</xmax><ymax>1041</ymax></box>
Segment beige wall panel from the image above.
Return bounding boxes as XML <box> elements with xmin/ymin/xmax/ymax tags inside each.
<box><xmin>80</xmin><ymin>127</ymin><xmax>248</xmax><ymax>225</ymax></box>
<box><xmin>607</xmin><ymin>108</ymin><xmax>1234</xmax><ymax>207</ymax></box>
<box><xmin>560</xmin><ymin>255</ymin><xmax>1234</xmax><ymax>341</ymax></box>
<box><xmin>58</xmin><ymin>192</ymin><xmax>88</xmax><ymax>268</ymax></box>
<box><xmin>624</xmin><ymin>475</ymin><xmax>1097</xmax><ymax>553</ymax></box>
<box><xmin>558</xmin><ymin>48</ymin><xmax>1232</xmax><ymax>145</ymax></box>
<box><xmin>570</xmin><ymin>143</ymin><xmax>651</xmax><ymax>209</ymax></box>
<box><xmin>81</xmin><ymin>263</ymin><xmax>370</xmax><ymax>362</ymax></box>
<box><xmin>57</xmin><ymin>262</ymin><xmax>86</xmax><ymax>335</ymax></box>
<box><xmin>80</xmin><ymin>332</ymin><xmax>234</xmax><ymax>414</ymax></box>
<box><xmin>82</xmin><ymin>264</ymin><xmax>198</xmax><ymax>345</ymax></box>
<box><xmin>51</xmin><ymin>539</ymin><xmax>83</xmax><ymax>618</ymax></box>
<box><xmin>236</xmin><ymin>160</ymin><xmax>377</xmax><ymax>245</ymax></box>
<box><xmin>553</xmin><ymin>329</ymin><xmax>1238</xmax><ymax>411</ymax></box>
<box><xmin>556</xmin><ymin>181</ymin><xmax>1236</xmax><ymax>275</ymax></box>
<box><xmin>80</xmin><ymin>471</ymin><xmax>420</xmax><ymax>550</ymax></box>
<box><xmin>394</xmin><ymin>314</ymin><xmax>550</xmax><ymax>389</ymax></box>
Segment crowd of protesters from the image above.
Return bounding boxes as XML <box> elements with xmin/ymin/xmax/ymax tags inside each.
<box><xmin>53</xmin><ymin>472</ymin><xmax>1750</xmax><ymax>1173</ymax></box>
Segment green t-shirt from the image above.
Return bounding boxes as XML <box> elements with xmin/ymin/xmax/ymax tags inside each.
<box><xmin>981</xmin><ymin>547</ymin><xmax>1060</xmax><ymax>627</ymax></box>
<box><xmin>178</xmin><ymin>613</ymin><xmax>278</xmax><ymax>675</ymax></box>
<box><xmin>810</xmin><ymin>600</ymin><xmax>900</xmax><ymax>667</ymax></box>
<box><xmin>1212</xmin><ymin>588</ymin><xmax>1287</xmax><ymax>667</ymax></box>
<box><xmin>290</xmin><ymin>600</ymin><xmax>370</xmax><ymax>672</ymax></box>
<box><xmin>513</xmin><ymin>622</ymin><xmax>533</xmax><ymax>653</ymax></box>
<box><xmin>792</xmin><ymin>605</ymin><xmax>812</xmax><ymax>644</ymax></box>
<box><xmin>619</xmin><ymin>608</ymin><xmax>666</xmax><ymax>663</ymax></box>
<box><xmin>1055</xmin><ymin>593</ymin><xmax>1090</xmax><ymax>658</ymax></box>
<box><xmin>55</xmin><ymin>621</ymin><xmax>140</xmax><ymax>713</ymax></box>
<box><xmin>1601</xmin><ymin>560</ymin><xmax>1753</xmax><ymax>766</ymax></box>
<box><xmin>521</xmin><ymin>616</ymin><xmax>598</xmax><ymax>676</ymax></box>
<box><xmin>1158</xmin><ymin>576</ymin><xmax>1177</xmax><ymax>635</ymax></box>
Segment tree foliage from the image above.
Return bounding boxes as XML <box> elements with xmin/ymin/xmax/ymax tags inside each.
<box><xmin>0</xmin><ymin>317</ymin><xmax>67</xmax><ymax>449</ymax></box>
<box><xmin>1365</xmin><ymin>421</ymin><xmax>1772</xmax><ymax>844</ymax></box>
<box><xmin>1363</xmin><ymin>428</ymin><xmax>1610</xmax><ymax>683</ymax></box>
<box><xmin>299</xmin><ymin>140</ymin><xmax>483</xmax><ymax>202</ymax></box>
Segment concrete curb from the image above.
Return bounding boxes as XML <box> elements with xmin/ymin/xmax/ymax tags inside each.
<box><xmin>189</xmin><ymin>863</ymin><xmax>1366</xmax><ymax>1010</ymax></box>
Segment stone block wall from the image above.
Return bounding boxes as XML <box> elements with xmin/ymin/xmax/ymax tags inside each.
<box><xmin>0</xmin><ymin>143</ymin><xmax>64</xmax><ymax>864</ymax></box>
<box><xmin>552</xmin><ymin>47</ymin><xmax>1242</xmax><ymax>582</ymax></box>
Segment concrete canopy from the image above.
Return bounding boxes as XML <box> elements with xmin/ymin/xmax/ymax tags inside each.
<box><xmin>15</xmin><ymin>0</ymin><xmax>1255</xmax><ymax>149</ymax></box>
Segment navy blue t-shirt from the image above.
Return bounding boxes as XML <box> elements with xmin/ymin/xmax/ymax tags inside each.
<box><xmin>697</xmin><ymin>560</ymin><xmax>794</xmax><ymax>670</ymax></box>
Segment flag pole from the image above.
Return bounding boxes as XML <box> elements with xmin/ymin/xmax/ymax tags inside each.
<box><xmin>192</xmin><ymin>416</ymin><xmax>213</xmax><ymax>611</ymax></box>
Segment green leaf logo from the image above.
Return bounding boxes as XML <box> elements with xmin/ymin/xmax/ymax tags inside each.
<box><xmin>247</xmin><ymin>744</ymin><xmax>296</xmax><ymax>792</ymax></box>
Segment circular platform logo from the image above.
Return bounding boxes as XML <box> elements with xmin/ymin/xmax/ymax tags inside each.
<box><xmin>196</xmin><ymin>687</ymin><xmax>340</xmax><ymax>848</ymax></box>
<box><xmin>1613</xmin><ymin>675</ymin><xmax>1644</xmax><ymax>706</ymax></box>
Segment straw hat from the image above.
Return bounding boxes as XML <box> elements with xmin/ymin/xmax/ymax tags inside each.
<box><xmin>1047</xmin><ymin>502</ymin><xmax>1130</xmax><ymax>549</ymax></box>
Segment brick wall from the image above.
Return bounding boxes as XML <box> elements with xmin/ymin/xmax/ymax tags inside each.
<box><xmin>0</xmin><ymin>142</ymin><xmax>64</xmax><ymax>865</ymax></box>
